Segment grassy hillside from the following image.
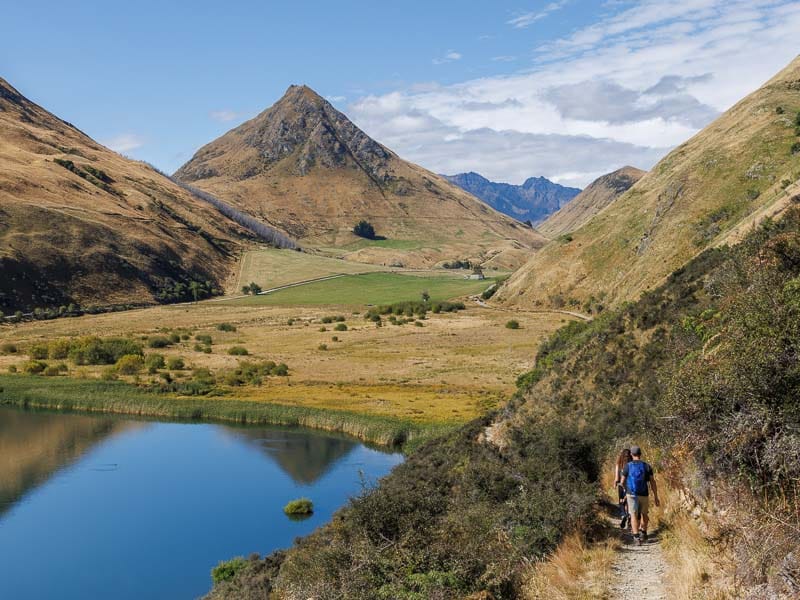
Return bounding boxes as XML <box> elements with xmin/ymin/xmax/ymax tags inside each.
<box><xmin>498</xmin><ymin>55</ymin><xmax>800</xmax><ymax>310</ymax></box>
<box><xmin>0</xmin><ymin>77</ymin><xmax>255</xmax><ymax>312</ymax></box>
<box><xmin>174</xmin><ymin>85</ymin><xmax>545</xmax><ymax>269</ymax></box>
<box><xmin>205</xmin><ymin>208</ymin><xmax>800</xmax><ymax>599</ymax></box>
<box><xmin>229</xmin><ymin>272</ymin><xmax>495</xmax><ymax>306</ymax></box>
<box><xmin>537</xmin><ymin>166</ymin><xmax>645</xmax><ymax>238</ymax></box>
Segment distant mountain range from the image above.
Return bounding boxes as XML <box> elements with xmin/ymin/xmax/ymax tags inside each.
<box><xmin>442</xmin><ymin>172</ymin><xmax>581</xmax><ymax>224</ymax></box>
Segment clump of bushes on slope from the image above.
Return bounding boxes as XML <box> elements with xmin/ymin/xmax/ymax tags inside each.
<box><xmin>26</xmin><ymin>336</ymin><xmax>143</xmax><ymax>365</ymax></box>
<box><xmin>364</xmin><ymin>300</ymin><xmax>465</xmax><ymax>321</ymax></box>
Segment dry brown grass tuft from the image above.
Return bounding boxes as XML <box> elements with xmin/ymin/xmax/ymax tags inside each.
<box><xmin>522</xmin><ymin>530</ymin><xmax>618</xmax><ymax>599</ymax></box>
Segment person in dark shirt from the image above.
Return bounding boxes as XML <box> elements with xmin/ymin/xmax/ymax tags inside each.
<box><xmin>621</xmin><ymin>445</ymin><xmax>660</xmax><ymax>545</ymax></box>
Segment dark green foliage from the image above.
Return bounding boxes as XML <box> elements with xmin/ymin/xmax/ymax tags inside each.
<box><xmin>222</xmin><ymin>361</ymin><xmax>289</xmax><ymax>386</ymax></box>
<box><xmin>53</xmin><ymin>159</ymin><xmax>118</xmax><ymax>194</ymax></box>
<box><xmin>22</xmin><ymin>360</ymin><xmax>47</xmax><ymax>375</ymax></box>
<box><xmin>147</xmin><ymin>336</ymin><xmax>172</xmax><ymax>349</ymax></box>
<box><xmin>216</xmin><ymin>323</ymin><xmax>237</xmax><ymax>332</ymax></box>
<box><xmin>195</xmin><ymin>334</ymin><xmax>213</xmax><ymax>345</ymax></box>
<box><xmin>364</xmin><ymin>300</ymin><xmax>464</xmax><ymax>321</ymax></box>
<box><xmin>321</xmin><ymin>315</ymin><xmax>346</xmax><ymax>324</ymax></box>
<box><xmin>68</xmin><ymin>337</ymin><xmax>143</xmax><ymax>365</ymax></box>
<box><xmin>442</xmin><ymin>259</ymin><xmax>471</xmax><ymax>269</ymax></box>
<box><xmin>792</xmin><ymin>141</ymin><xmax>800</xmax><ymax>155</ymax></box>
<box><xmin>145</xmin><ymin>354</ymin><xmax>165</xmax><ymax>373</ymax></box>
<box><xmin>334</xmin><ymin>323</ymin><xmax>347</xmax><ymax>332</ymax></box>
<box><xmin>505</xmin><ymin>319</ymin><xmax>520</xmax><ymax>329</ymax></box>
<box><xmin>115</xmin><ymin>354</ymin><xmax>144</xmax><ymax>375</ymax></box>
<box><xmin>157</xmin><ymin>279</ymin><xmax>217</xmax><ymax>304</ymax></box>
<box><xmin>353</xmin><ymin>220</ymin><xmax>377</xmax><ymax>239</ymax></box>
<box><xmin>227</xmin><ymin>346</ymin><xmax>249</xmax><ymax>356</ymax></box>
<box><xmin>0</xmin><ymin>343</ymin><xmax>17</xmax><ymax>354</ymax></box>
<box><xmin>166</xmin><ymin>357</ymin><xmax>184</xmax><ymax>370</ymax></box>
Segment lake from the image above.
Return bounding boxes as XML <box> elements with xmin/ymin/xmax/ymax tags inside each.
<box><xmin>0</xmin><ymin>406</ymin><xmax>403</xmax><ymax>599</ymax></box>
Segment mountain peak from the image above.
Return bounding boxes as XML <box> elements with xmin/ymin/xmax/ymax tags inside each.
<box><xmin>176</xmin><ymin>83</ymin><xmax>391</xmax><ymax>182</ymax></box>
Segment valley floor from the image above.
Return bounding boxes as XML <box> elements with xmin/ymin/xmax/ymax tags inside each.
<box><xmin>0</xmin><ymin>298</ymin><xmax>570</xmax><ymax>428</ymax></box>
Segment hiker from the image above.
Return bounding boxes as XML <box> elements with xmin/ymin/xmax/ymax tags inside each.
<box><xmin>622</xmin><ymin>445</ymin><xmax>660</xmax><ymax>545</ymax></box>
<box><xmin>614</xmin><ymin>447</ymin><xmax>633</xmax><ymax>529</ymax></box>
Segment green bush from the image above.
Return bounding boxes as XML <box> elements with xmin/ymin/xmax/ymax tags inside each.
<box><xmin>166</xmin><ymin>357</ymin><xmax>185</xmax><ymax>370</ymax></box>
<box><xmin>217</xmin><ymin>323</ymin><xmax>237</xmax><ymax>332</ymax></box>
<box><xmin>22</xmin><ymin>360</ymin><xmax>47</xmax><ymax>374</ymax></box>
<box><xmin>116</xmin><ymin>354</ymin><xmax>144</xmax><ymax>375</ymax></box>
<box><xmin>148</xmin><ymin>336</ymin><xmax>172</xmax><ymax>349</ymax></box>
<box><xmin>283</xmin><ymin>498</ymin><xmax>313</xmax><ymax>515</ymax></box>
<box><xmin>505</xmin><ymin>319</ymin><xmax>520</xmax><ymax>329</ymax></box>
<box><xmin>43</xmin><ymin>365</ymin><xmax>61</xmax><ymax>377</ymax></box>
<box><xmin>195</xmin><ymin>334</ymin><xmax>213</xmax><ymax>345</ymax></box>
<box><xmin>0</xmin><ymin>342</ymin><xmax>17</xmax><ymax>354</ymax></box>
<box><xmin>318</xmin><ymin>343</ymin><xmax>328</xmax><ymax>351</ymax></box>
<box><xmin>211</xmin><ymin>557</ymin><xmax>248</xmax><ymax>585</ymax></box>
<box><xmin>334</xmin><ymin>323</ymin><xmax>347</xmax><ymax>331</ymax></box>
<box><xmin>28</xmin><ymin>344</ymin><xmax>49</xmax><ymax>360</ymax></box>
<box><xmin>8</xmin><ymin>365</ymin><xmax>17</xmax><ymax>373</ymax></box>
<box><xmin>169</xmin><ymin>333</ymin><xmax>181</xmax><ymax>344</ymax></box>
<box><xmin>228</xmin><ymin>346</ymin><xmax>249</xmax><ymax>356</ymax></box>
<box><xmin>145</xmin><ymin>354</ymin><xmax>165</xmax><ymax>373</ymax></box>
<box><xmin>68</xmin><ymin>337</ymin><xmax>143</xmax><ymax>365</ymax></box>
<box><xmin>47</xmin><ymin>339</ymin><xmax>71</xmax><ymax>359</ymax></box>
<box><xmin>792</xmin><ymin>141</ymin><xmax>800</xmax><ymax>155</ymax></box>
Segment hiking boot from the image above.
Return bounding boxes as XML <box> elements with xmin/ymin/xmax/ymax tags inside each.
<box><xmin>641</xmin><ymin>531</ymin><xmax>648</xmax><ymax>542</ymax></box>
<box><xmin>635</xmin><ymin>534</ymin><xmax>643</xmax><ymax>546</ymax></box>
<box><xmin>620</xmin><ymin>515</ymin><xmax>627</xmax><ymax>529</ymax></box>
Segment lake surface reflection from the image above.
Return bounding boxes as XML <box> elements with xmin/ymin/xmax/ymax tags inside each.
<box><xmin>0</xmin><ymin>406</ymin><xmax>403</xmax><ymax>599</ymax></box>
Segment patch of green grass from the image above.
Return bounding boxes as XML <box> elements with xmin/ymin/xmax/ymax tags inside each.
<box><xmin>343</xmin><ymin>238</ymin><xmax>424</xmax><ymax>250</ymax></box>
<box><xmin>228</xmin><ymin>272</ymin><xmax>495</xmax><ymax>306</ymax></box>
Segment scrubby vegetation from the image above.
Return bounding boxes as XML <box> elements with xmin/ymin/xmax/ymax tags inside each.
<box><xmin>283</xmin><ymin>498</ymin><xmax>313</xmax><ymax>516</ymax></box>
<box><xmin>352</xmin><ymin>220</ymin><xmax>377</xmax><ymax>239</ymax></box>
<box><xmin>205</xmin><ymin>209</ymin><xmax>800</xmax><ymax>599</ymax></box>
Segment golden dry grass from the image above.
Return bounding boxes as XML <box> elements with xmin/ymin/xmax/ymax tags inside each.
<box><xmin>0</xmin><ymin>301</ymin><xmax>571</xmax><ymax>424</ymax></box>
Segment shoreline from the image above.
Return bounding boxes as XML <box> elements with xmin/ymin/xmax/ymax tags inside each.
<box><xmin>0</xmin><ymin>375</ymin><xmax>454</xmax><ymax>451</ymax></box>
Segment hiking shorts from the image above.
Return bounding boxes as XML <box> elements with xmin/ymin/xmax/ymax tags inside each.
<box><xmin>626</xmin><ymin>494</ymin><xmax>649</xmax><ymax>517</ymax></box>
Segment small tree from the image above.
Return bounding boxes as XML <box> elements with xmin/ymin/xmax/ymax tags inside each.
<box><xmin>241</xmin><ymin>284</ymin><xmax>251</xmax><ymax>295</ymax></box>
<box><xmin>247</xmin><ymin>282</ymin><xmax>262</xmax><ymax>295</ymax></box>
<box><xmin>353</xmin><ymin>220</ymin><xmax>376</xmax><ymax>239</ymax></box>
<box><xmin>421</xmin><ymin>290</ymin><xmax>431</xmax><ymax>303</ymax></box>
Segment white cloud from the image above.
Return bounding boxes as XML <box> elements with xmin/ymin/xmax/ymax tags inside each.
<box><xmin>491</xmin><ymin>55</ymin><xmax>517</xmax><ymax>62</ymax></box>
<box><xmin>326</xmin><ymin>95</ymin><xmax>347</xmax><ymax>103</ymax></box>
<box><xmin>432</xmin><ymin>50</ymin><xmax>462</xmax><ymax>65</ymax></box>
<box><xmin>347</xmin><ymin>1</ymin><xmax>800</xmax><ymax>187</ymax></box>
<box><xmin>209</xmin><ymin>109</ymin><xmax>242</xmax><ymax>122</ymax></box>
<box><xmin>508</xmin><ymin>1</ymin><xmax>569</xmax><ymax>29</ymax></box>
<box><xmin>102</xmin><ymin>133</ymin><xmax>144</xmax><ymax>153</ymax></box>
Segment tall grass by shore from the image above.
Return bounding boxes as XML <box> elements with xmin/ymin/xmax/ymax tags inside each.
<box><xmin>0</xmin><ymin>375</ymin><xmax>449</xmax><ymax>449</ymax></box>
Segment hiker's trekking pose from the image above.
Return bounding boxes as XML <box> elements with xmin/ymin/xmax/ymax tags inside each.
<box><xmin>622</xmin><ymin>445</ymin><xmax>660</xmax><ymax>545</ymax></box>
<box><xmin>614</xmin><ymin>448</ymin><xmax>633</xmax><ymax>529</ymax></box>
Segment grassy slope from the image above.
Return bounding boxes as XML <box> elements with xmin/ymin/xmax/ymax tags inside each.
<box><xmin>498</xmin><ymin>55</ymin><xmax>800</xmax><ymax>310</ymax></box>
<box><xmin>206</xmin><ymin>210</ymin><xmax>800</xmax><ymax>599</ymax></box>
<box><xmin>228</xmin><ymin>272</ymin><xmax>496</xmax><ymax>306</ymax></box>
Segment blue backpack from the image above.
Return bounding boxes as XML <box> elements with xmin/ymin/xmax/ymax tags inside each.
<box><xmin>626</xmin><ymin>461</ymin><xmax>649</xmax><ymax>496</ymax></box>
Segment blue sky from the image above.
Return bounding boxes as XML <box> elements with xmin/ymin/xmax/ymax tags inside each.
<box><xmin>2</xmin><ymin>1</ymin><xmax>798</xmax><ymax>186</ymax></box>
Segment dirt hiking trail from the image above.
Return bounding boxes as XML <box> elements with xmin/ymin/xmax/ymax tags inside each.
<box><xmin>609</xmin><ymin>520</ymin><xmax>669</xmax><ymax>600</ymax></box>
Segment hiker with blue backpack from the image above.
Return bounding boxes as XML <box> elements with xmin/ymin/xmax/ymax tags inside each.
<box><xmin>621</xmin><ymin>445</ymin><xmax>660</xmax><ymax>545</ymax></box>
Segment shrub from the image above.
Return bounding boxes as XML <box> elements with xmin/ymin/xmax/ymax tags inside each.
<box><xmin>169</xmin><ymin>333</ymin><xmax>181</xmax><ymax>344</ymax></box>
<box><xmin>211</xmin><ymin>557</ymin><xmax>248</xmax><ymax>585</ymax></box>
<box><xmin>145</xmin><ymin>354</ymin><xmax>165</xmax><ymax>373</ymax></box>
<box><xmin>334</xmin><ymin>323</ymin><xmax>347</xmax><ymax>331</ymax></box>
<box><xmin>0</xmin><ymin>342</ymin><xmax>17</xmax><ymax>354</ymax></box>
<box><xmin>217</xmin><ymin>323</ymin><xmax>237</xmax><ymax>332</ymax></box>
<box><xmin>283</xmin><ymin>498</ymin><xmax>313</xmax><ymax>516</ymax></box>
<box><xmin>242</xmin><ymin>282</ymin><xmax>262</xmax><ymax>295</ymax></box>
<box><xmin>8</xmin><ymin>365</ymin><xmax>17</xmax><ymax>373</ymax></box>
<box><xmin>148</xmin><ymin>336</ymin><xmax>172</xmax><ymax>349</ymax></box>
<box><xmin>22</xmin><ymin>360</ymin><xmax>47</xmax><ymax>374</ymax></box>
<box><xmin>353</xmin><ymin>220</ymin><xmax>376</xmax><ymax>239</ymax></box>
<box><xmin>202</xmin><ymin>346</ymin><xmax>212</xmax><ymax>354</ymax></box>
<box><xmin>228</xmin><ymin>346</ymin><xmax>249</xmax><ymax>356</ymax></box>
<box><xmin>68</xmin><ymin>337</ymin><xmax>143</xmax><ymax>365</ymax></box>
<box><xmin>166</xmin><ymin>357</ymin><xmax>184</xmax><ymax>370</ymax></box>
<box><xmin>28</xmin><ymin>344</ymin><xmax>49</xmax><ymax>360</ymax></box>
<box><xmin>195</xmin><ymin>334</ymin><xmax>213</xmax><ymax>344</ymax></box>
<box><xmin>101</xmin><ymin>367</ymin><xmax>118</xmax><ymax>381</ymax></box>
<box><xmin>116</xmin><ymin>354</ymin><xmax>144</xmax><ymax>375</ymax></box>
<box><xmin>318</xmin><ymin>344</ymin><xmax>328</xmax><ymax>351</ymax></box>
<box><xmin>43</xmin><ymin>365</ymin><xmax>61</xmax><ymax>377</ymax></box>
<box><xmin>415</xmin><ymin>321</ymin><xmax>424</xmax><ymax>327</ymax></box>
<box><xmin>505</xmin><ymin>319</ymin><xmax>521</xmax><ymax>329</ymax></box>
<box><xmin>792</xmin><ymin>141</ymin><xmax>800</xmax><ymax>155</ymax></box>
<box><xmin>319</xmin><ymin>327</ymin><xmax>327</xmax><ymax>332</ymax></box>
<box><xmin>47</xmin><ymin>339</ymin><xmax>71</xmax><ymax>359</ymax></box>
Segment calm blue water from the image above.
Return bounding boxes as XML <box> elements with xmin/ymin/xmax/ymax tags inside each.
<box><xmin>0</xmin><ymin>407</ymin><xmax>403</xmax><ymax>599</ymax></box>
